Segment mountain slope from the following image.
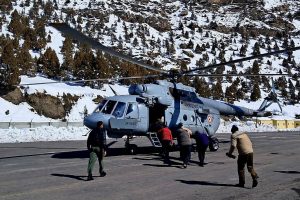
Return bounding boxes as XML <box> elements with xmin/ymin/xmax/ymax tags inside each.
<box><xmin>0</xmin><ymin>0</ymin><xmax>300</xmax><ymax>121</ymax></box>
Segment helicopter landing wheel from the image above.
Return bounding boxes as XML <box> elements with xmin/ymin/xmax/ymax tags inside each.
<box><xmin>125</xmin><ymin>144</ymin><xmax>138</xmax><ymax>155</ymax></box>
<box><xmin>125</xmin><ymin>136</ymin><xmax>138</xmax><ymax>154</ymax></box>
<box><xmin>209</xmin><ymin>137</ymin><xmax>219</xmax><ymax>152</ymax></box>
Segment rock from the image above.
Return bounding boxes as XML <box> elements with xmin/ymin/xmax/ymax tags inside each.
<box><xmin>26</xmin><ymin>93</ymin><xmax>65</xmax><ymax>119</ymax></box>
<box><xmin>1</xmin><ymin>88</ymin><xmax>24</xmax><ymax>105</ymax></box>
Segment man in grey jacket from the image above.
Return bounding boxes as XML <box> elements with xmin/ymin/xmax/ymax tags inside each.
<box><xmin>226</xmin><ymin>125</ymin><xmax>259</xmax><ymax>188</ymax></box>
<box><xmin>176</xmin><ymin>123</ymin><xmax>192</xmax><ymax>168</ymax></box>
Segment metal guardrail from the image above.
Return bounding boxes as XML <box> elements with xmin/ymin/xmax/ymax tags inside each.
<box><xmin>0</xmin><ymin>122</ymin><xmax>84</xmax><ymax>129</ymax></box>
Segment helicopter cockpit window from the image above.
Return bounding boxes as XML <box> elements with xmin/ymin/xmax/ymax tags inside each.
<box><xmin>102</xmin><ymin>100</ymin><xmax>117</xmax><ymax>114</ymax></box>
<box><xmin>125</xmin><ymin>103</ymin><xmax>138</xmax><ymax>118</ymax></box>
<box><xmin>112</xmin><ymin>102</ymin><xmax>126</xmax><ymax>118</ymax></box>
<box><xmin>94</xmin><ymin>100</ymin><xmax>107</xmax><ymax>113</ymax></box>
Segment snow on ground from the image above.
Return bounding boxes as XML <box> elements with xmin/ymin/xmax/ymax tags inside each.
<box><xmin>0</xmin><ymin>121</ymin><xmax>299</xmax><ymax>143</ymax></box>
<box><xmin>0</xmin><ymin>126</ymin><xmax>89</xmax><ymax>143</ymax></box>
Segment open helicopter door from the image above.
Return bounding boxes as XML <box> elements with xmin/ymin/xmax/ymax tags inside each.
<box><xmin>148</xmin><ymin>104</ymin><xmax>167</xmax><ymax>131</ymax></box>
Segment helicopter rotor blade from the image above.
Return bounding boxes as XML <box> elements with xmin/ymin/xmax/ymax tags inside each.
<box><xmin>50</xmin><ymin>23</ymin><xmax>167</xmax><ymax>74</ymax></box>
<box><xmin>184</xmin><ymin>73</ymin><xmax>289</xmax><ymax>77</ymax></box>
<box><xmin>183</xmin><ymin>46</ymin><xmax>300</xmax><ymax>75</ymax></box>
<box><xmin>18</xmin><ymin>74</ymin><xmax>161</xmax><ymax>86</ymax></box>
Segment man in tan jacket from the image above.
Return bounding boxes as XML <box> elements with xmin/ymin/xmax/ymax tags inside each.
<box><xmin>226</xmin><ymin>125</ymin><xmax>259</xmax><ymax>188</ymax></box>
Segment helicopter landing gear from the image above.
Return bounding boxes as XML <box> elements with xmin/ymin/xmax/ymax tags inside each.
<box><xmin>125</xmin><ymin>136</ymin><xmax>138</xmax><ymax>155</ymax></box>
<box><xmin>209</xmin><ymin>137</ymin><xmax>219</xmax><ymax>152</ymax></box>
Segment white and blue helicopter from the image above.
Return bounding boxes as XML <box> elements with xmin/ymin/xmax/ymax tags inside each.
<box><xmin>28</xmin><ymin>24</ymin><xmax>300</xmax><ymax>154</ymax></box>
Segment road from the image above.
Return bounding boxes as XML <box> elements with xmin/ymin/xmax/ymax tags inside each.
<box><xmin>0</xmin><ymin>132</ymin><xmax>299</xmax><ymax>200</ymax></box>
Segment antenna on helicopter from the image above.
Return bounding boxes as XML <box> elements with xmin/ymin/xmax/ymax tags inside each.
<box><xmin>108</xmin><ymin>84</ymin><xmax>119</xmax><ymax>96</ymax></box>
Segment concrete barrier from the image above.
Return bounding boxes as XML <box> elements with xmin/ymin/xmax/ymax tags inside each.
<box><xmin>0</xmin><ymin>122</ymin><xmax>84</xmax><ymax>129</ymax></box>
<box><xmin>0</xmin><ymin>122</ymin><xmax>10</xmax><ymax>129</ymax></box>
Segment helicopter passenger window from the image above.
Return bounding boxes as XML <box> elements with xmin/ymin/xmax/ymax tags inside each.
<box><xmin>191</xmin><ymin>115</ymin><xmax>195</xmax><ymax>122</ymax></box>
<box><xmin>183</xmin><ymin>114</ymin><xmax>188</xmax><ymax>121</ymax></box>
<box><xmin>94</xmin><ymin>100</ymin><xmax>107</xmax><ymax>113</ymax></box>
<box><xmin>126</xmin><ymin>103</ymin><xmax>134</xmax><ymax>115</ymax></box>
<box><xmin>112</xmin><ymin>102</ymin><xmax>126</xmax><ymax>118</ymax></box>
<box><xmin>102</xmin><ymin>100</ymin><xmax>117</xmax><ymax>114</ymax></box>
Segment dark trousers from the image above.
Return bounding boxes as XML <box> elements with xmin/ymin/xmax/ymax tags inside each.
<box><xmin>197</xmin><ymin>143</ymin><xmax>208</xmax><ymax>165</ymax></box>
<box><xmin>87</xmin><ymin>146</ymin><xmax>104</xmax><ymax>176</ymax></box>
<box><xmin>161</xmin><ymin>140</ymin><xmax>171</xmax><ymax>163</ymax></box>
<box><xmin>180</xmin><ymin>145</ymin><xmax>191</xmax><ymax>165</ymax></box>
<box><xmin>237</xmin><ymin>153</ymin><xmax>258</xmax><ymax>185</ymax></box>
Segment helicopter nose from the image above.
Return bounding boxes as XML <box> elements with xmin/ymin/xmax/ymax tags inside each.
<box><xmin>83</xmin><ymin>113</ymin><xmax>110</xmax><ymax>129</ymax></box>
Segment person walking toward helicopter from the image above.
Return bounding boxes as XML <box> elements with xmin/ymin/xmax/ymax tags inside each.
<box><xmin>194</xmin><ymin>131</ymin><xmax>209</xmax><ymax>167</ymax></box>
<box><xmin>87</xmin><ymin>121</ymin><xmax>107</xmax><ymax>181</ymax></box>
<box><xmin>157</xmin><ymin>124</ymin><xmax>173</xmax><ymax>165</ymax></box>
<box><xmin>176</xmin><ymin>123</ymin><xmax>192</xmax><ymax>168</ymax></box>
<box><xmin>226</xmin><ymin>125</ymin><xmax>259</xmax><ymax>188</ymax></box>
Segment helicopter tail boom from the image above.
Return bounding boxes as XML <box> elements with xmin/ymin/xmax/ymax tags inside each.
<box><xmin>200</xmin><ymin>97</ymin><xmax>271</xmax><ymax>117</ymax></box>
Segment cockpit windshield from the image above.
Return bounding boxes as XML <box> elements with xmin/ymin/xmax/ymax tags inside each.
<box><xmin>112</xmin><ymin>102</ymin><xmax>126</xmax><ymax>118</ymax></box>
<box><xmin>102</xmin><ymin>100</ymin><xmax>117</xmax><ymax>114</ymax></box>
<box><xmin>94</xmin><ymin>100</ymin><xmax>107</xmax><ymax>113</ymax></box>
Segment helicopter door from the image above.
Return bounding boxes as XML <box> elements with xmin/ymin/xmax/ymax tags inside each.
<box><xmin>110</xmin><ymin>102</ymin><xmax>139</xmax><ymax>130</ymax></box>
<box><xmin>149</xmin><ymin>104</ymin><xmax>166</xmax><ymax>131</ymax></box>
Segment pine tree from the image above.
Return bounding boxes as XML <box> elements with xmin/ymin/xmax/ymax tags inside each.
<box><xmin>187</xmin><ymin>39</ymin><xmax>194</xmax><ymax>49</ymax></box>
<box><xmin>252</xmin><ymin>42</ymin><xmax>260</xmax><ymax>56</ymax></box>
<box><xmin>225</xmin><ymin>86</ymin><xmax>234</xmax><ymax>103</ymax></box>
<box><xmin>169</xmin><ymin>42</ymin><xmax>175</xmax><ymax>54</ymax></box>
<box><xmin>44</xmin><ymin>0</ymin><xmax>54</xmax><ymax>18</ymax></box>
<box><xmin>8</xmin><ymin>10</ymin><xmax>23</xmax><ymax>37</ymax></box>
<box><xmin>251</xmin><ymin>60</ymin><xmax>260</xmax><ymax>82</ymax></box>
<box><xmin>225</xmin><ymin>82</ymin><xmax>238</xmax><ymax>103</ymax></box>
<box><xmin>16</xmin><ymin>43</ymin><xmax>33</xmax><ymax>75</ymax></box>
<box><xmin>0</xmin><ymin>40</ymin><xmax>20</xmax><ymax>91</ymax></box>
<box><xmin>236</xmin><ymin>88</ymin><xmax>244</xmax><ymax>101</ymax></box>
<box><xmin>38</xmin><ymin>47</ymin><xmax>60</xmax><ymax>78</ymax></box>
<box><xmin>250</xmin><ymin>83</ymin><xmax>261</xmax><ymax>101</ymax></box>
<box><xmin>239</xmin><ymin>45</ymin><xmax>247</xmax><ymax>57</ymax></box>
<box><xmin>61</xmin><ymin>36</ymin><xmax>74</xmax><ymax>73</ymax></box>
<box><xmin>193</xmin><ymin>77</ymin><xmax>210</xmax><ymax>98</ymax></box>
<box><xmin>211</xmin><ymin>80</ymin><xmax>223</xmax><ymax>99</ymax></box>
<box><xmin>73</xmin><ymin>44</ymin><xmax>95</xmax><ymax>83</ymax></box>
<box><xmin>194</xmin><ymin>44</ymin><xmax>202</xmax><ymax>53</ymax></box>
<box><xmin>0</xmin><ymin>63</ymin><xmax>20</xmax><ymax>91</ymax></box>
<box><xmin>281</xmin><ymin>87</ymin><xmax>288</xmax><ymax>99</ymax></box>
<box><xmin>180</xmin><ymin>61</ymin><xmax>188</xmax><ymax>71</ymax></box>
<box><xmin>95</xmin><ymin>50</ymin><xmax>111</xmax><ymax>79</ymax></box>
<box><xmin>133</xmin><ymin>37</ymin><xmax>138</xmax><ymax>47</ymax></box>
<box><xmin>0</xmin><ymin>0</ymin><xmax>12</xmax><ymax>12</ymax></box>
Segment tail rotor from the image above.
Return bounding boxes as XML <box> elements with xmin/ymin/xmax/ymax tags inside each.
<box><xmin>258</xmin><ymin>78</ymin><xmax>282</xmax><ymax>113</ymax></box>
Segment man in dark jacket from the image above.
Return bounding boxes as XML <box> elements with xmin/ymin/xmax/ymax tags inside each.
<box><xmin>176</xmin><ymin>123</ymin><xmax>192</xmax><ymax>168</ymax></box>
<box><xmin>87</xmin><ymin>121</ymin><xmax>107</xmax><ymax>181</ymax></box>
<box><xmin>195</xmin><ymin>131</ymin><xmax>209</xmax><ymax>167</ymax></box>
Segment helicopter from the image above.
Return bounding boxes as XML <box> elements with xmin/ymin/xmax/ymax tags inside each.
<box><xmin>22</xmin><ymin>23</ymin><xmax>300</xmax><ymax>154</ymax></box>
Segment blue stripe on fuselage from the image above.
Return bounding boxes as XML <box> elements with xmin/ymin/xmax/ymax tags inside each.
<box><xmin>224</xmin><ymin>103</ymin><xmax>245</xmax><ymax>116</ymax></box>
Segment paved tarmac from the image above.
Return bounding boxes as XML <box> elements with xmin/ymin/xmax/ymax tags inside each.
<box><xmin>0</xmin><ymin>132</ymin><xmax>299</xmax><ymax>200</ymax></box>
